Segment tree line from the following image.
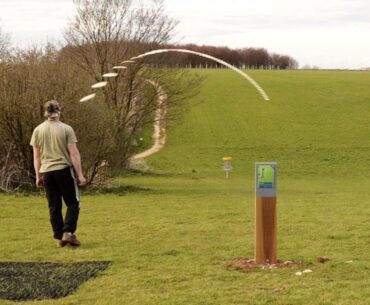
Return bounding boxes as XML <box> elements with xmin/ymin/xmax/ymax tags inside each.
<box><xmin>160</xmin><ymin>44</ymin><xmax>299</xmax><ymax>70</ymax></box>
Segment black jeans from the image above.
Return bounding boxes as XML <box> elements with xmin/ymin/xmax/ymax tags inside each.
<box><xmin>43</xmin><ymin>167</ymin><xmax>80</xmax><ymax>240</ymax></box>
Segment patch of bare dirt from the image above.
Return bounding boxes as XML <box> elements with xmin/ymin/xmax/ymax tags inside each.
<box><xmin>226</xmin><ymin>257</ymin><xmax>303</xmax><ymax>273</ymax></box>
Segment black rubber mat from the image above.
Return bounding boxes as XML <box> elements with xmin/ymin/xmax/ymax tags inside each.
<box><xmin>0</xmin><ymin>261</ymin><xmax>111</xmax><ymax>301</ymax></box>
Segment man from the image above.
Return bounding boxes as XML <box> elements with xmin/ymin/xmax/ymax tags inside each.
<box><xmin>30</xmin><ymin>100</ymin><xmax>87</xmax><ymax>248</ymax></box>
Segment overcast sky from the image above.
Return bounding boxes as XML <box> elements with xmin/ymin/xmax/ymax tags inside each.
<box><xmin>0</xmin><ymin>0</ymin><xmax>369</xmax><ymax>69</ymax></box>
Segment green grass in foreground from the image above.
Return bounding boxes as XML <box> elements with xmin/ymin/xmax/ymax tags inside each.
<box><xmin>0</xmin><ymin>70</ymin><xmax>369</xmax><ymax>304</ymax></box>
<box><xmin>0</xmin><ymin>176</ymin><xmax>369</xmax><ymax>305</ymax></box>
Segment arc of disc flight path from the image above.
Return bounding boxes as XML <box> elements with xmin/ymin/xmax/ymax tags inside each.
<box><xmin>80</xmin><ymin>48</ymin><xmax>271</xmax><ymax>159</ymax></box>
<box><xmin>132</xmin><ymin>49</ymin><xmax>270</xmax><ymax>101</ymax></box>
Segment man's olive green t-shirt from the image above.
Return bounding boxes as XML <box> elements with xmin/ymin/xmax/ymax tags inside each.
<box><xmin>30</xmin><ymin>120</ymin><xmax>77</xmax><ymax>173</ymax></box>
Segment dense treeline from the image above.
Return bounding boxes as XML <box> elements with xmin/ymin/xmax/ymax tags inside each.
<box><xmin>161</xmin><ymin>44</ymin><xmax>299</xmax><ymax>70</ymax></box>
<box><xmin>60</xmin><ymin>42</ymin><xmax>298</xmax><ymax>70</ymax></box>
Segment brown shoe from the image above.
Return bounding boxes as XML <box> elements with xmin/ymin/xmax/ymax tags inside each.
<box><xmin>57</xmin><ymin>239</ymin><xmax>68</xmax><ymax>248</ymax></box>
<box><xmin>62</xmin><ymin>232</ymin><xmax>81</xmax><ymax>246</ymax></box>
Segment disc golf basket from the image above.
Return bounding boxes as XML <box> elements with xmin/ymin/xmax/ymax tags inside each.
<box><xmin>222</xmin><ymin>157</ymin><xmax>233</xmax><ymax>178</ymax></box>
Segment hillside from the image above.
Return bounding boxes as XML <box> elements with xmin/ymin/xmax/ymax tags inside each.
<box><xmin>145</xmin><ymin>70</ymin><xmax>370</xmax><ymax>179</ymax></box>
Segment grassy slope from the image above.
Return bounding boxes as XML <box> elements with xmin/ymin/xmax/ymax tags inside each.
<box><xmin>1</xmin><ymin>70</ymin><xmax>370</xmax><ymax>305</ymax></box>
<box><xmin>148</xmin><ymin>70</ymin><xmax>370</xmax><ymax>178</ymax></box>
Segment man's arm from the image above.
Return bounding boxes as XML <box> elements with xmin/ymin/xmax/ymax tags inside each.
<box><xmin>67</xmin><ymin>143</ymin><xmax>87</xmax><ymax>186</ymax></box>
<box><xmin>33</xmin><ymin>147</ymin><xmax>43</xmax><ymax>188</ymax></box>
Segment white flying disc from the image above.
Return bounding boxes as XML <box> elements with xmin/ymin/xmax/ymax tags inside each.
<box><xmin>79</xmin><ymin>93</ymin><xmax>96</xmax><ymax>103</ymax></box>
<box><xmin>91</xmin><ymin>81</ymin><xmax>108</xmax><ymax>89</ymax></box>
<box><xmin>112</xmin><ymin>66</ymin><xmax>127</xmax><ymax>70</ymax></box>
<box><xmin>103</xmin><ymin>72</ymin><xmax>118</xmax><ymax>78</ymax></box>
<box><xmin>121</xmin><ymin>60</ymin><xmax>135</xmax><ymax>64</ymax></box>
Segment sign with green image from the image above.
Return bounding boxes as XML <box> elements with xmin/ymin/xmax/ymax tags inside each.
<box><xmin>257</xmin><ymin>165</ymin><xmax>275</xmax><ymax>189</ymax></box>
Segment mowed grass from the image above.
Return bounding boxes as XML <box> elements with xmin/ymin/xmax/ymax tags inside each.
<box><xmin>148</xmin><ymin>70</ymin><xmax>370</xmax><ymax>178</ymax></box>
<box><xmin>1</xmin><ymin>70</ymin><xmax>370</xmax><ymax>305</ymax></box>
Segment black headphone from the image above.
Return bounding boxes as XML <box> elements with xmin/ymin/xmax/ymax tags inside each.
<box><xmin>47</xmin><ymin>103</ymin><xmax>60</xmax><ymax>114</ymax></box>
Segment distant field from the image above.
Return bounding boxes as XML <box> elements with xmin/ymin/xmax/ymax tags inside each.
<box><xmin>147</xmin><ymin>69</ymin><xmax>370</xmax><ymax>179</ymax></box>
<box><xmin>0</xmin><ymin>70</ymin><xmax>369</xmax><ymax>305</ymax></box>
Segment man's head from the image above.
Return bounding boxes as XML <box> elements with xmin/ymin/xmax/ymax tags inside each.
<box><xmin>44</xmin><ymin>100</ymin><xmax>61</xmax><ymax>119</ymax></box>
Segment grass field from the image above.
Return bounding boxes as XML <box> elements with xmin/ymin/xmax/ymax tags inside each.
<box><xmin>0</xmin><ymin>70</ymin><xmax>369</xmax><ymax>305</ymax></box>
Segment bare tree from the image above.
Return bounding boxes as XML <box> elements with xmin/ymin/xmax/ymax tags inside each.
<box><xmin>0</xmin><ymin>47</ymin><xmax>55</xmax><ymax>191</ymax></box>
<box><xmin>288</xmin><ymin>58</ymin><xmax>299</xmax><ymax>69</ymax></box>
<box><xmin>63</xmin><ymin>0</ymin><xmax>198</xmax><ymax>179</ymax></box>
<box><xmin>64</xmin><ymin>0</ymin><xmax>177</xmax><ymax>79</ymax></box>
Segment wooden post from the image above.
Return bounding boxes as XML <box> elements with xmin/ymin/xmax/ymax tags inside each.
<box><xmin>255</xmin><ymin>162</ymin><xmax>277</xmax><ymax>264</ymax></box>
<box><xmin>255</xmin><ymin>197</ymin><xmax>277</xmax><ymax>264</ymax></box>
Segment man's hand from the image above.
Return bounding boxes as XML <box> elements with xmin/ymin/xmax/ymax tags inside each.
<box><xmin>78</xmin><ymin>175</ymin><xmax>87</xmax><ymax>187</ymax></box>
<box><xmin>36</xmin><ymin>177</ymin><xmax>44</xmax><ymax>188</ymax></box>
<box><xmin>68</xmin><ymin>143</ymin><xmax>87</xmax><ymax>187</ymax></box>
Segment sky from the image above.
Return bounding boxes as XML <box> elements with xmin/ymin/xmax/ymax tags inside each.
<box><xmin>0</xmin><ymin>0</ymin><xmax>369</xmax><ymax>69</ymax></box>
